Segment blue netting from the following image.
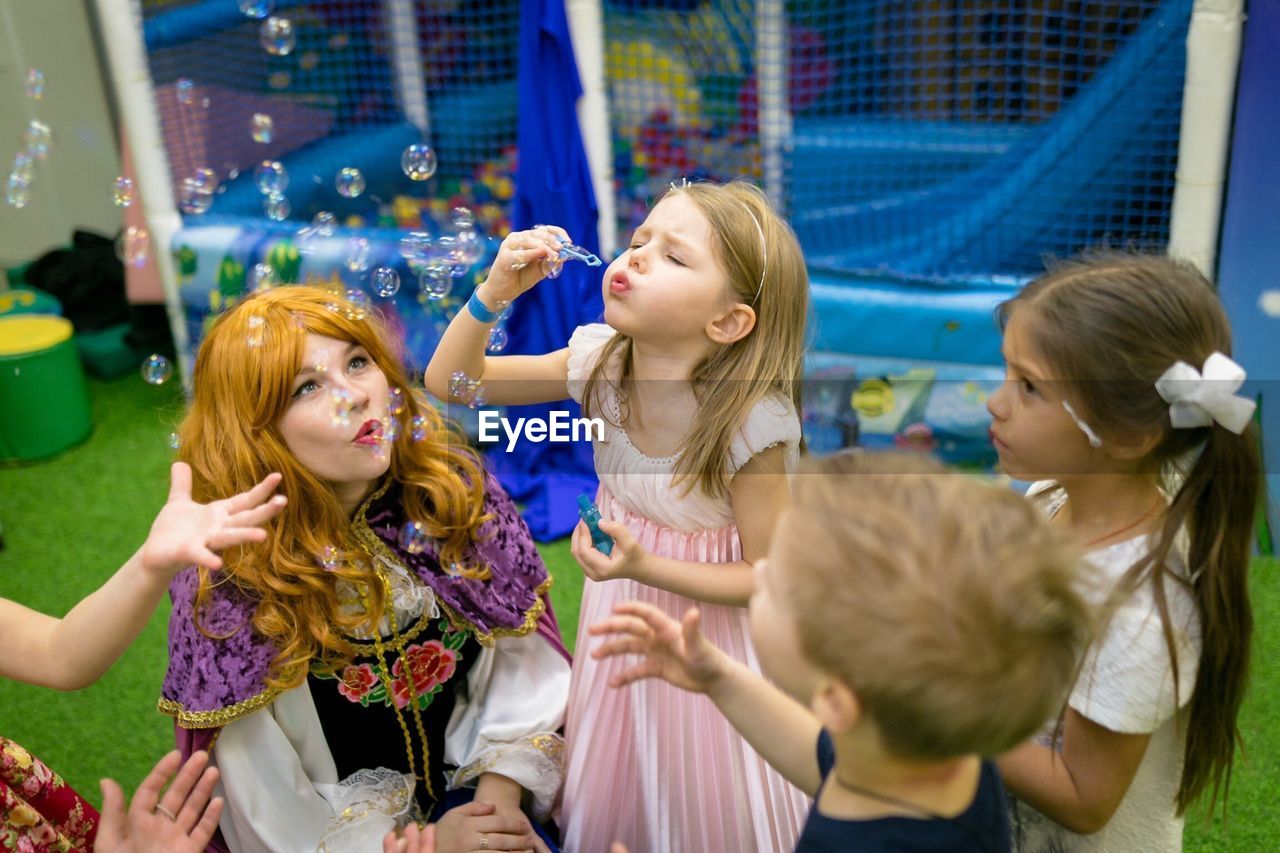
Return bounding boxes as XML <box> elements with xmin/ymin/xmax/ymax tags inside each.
<box><xmin>139</xmin><ymin>0</ymin><xmax>520</xmax><ymax>236</ymax></box>
<box><xmin>604</xmin><ymin>0</ymin><xmax>1189</xmax><ymax>283</ymax></box>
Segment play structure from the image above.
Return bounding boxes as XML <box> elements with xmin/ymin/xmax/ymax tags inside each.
<box><xmin>97</xmin><ymin>0</ymin><xmax>1240</xmax><ymax>468</ymax></box>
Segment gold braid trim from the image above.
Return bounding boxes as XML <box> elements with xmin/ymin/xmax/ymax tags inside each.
<box><xmin>349</xmin><ymin>480</ymin><xmax>553</xmax><ymax>649</ymax></box>
<box><xmin>157</xmin><ymin>686</ymin><xmax>282</xmax><ymax>730</ymax></box>
<box><xmin>437</xmin><ymin>576</ymin><xmax>553</xmax><ymax>648</ymax></box>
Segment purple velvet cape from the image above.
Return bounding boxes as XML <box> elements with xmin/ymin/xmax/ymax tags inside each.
<box><xmin>161</xmin><ymin>470</ymin><xmax>570</xmax><ymax>765</ymax></box>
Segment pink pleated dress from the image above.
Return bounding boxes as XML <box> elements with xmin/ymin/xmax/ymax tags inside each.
<box><xmin>558</xmin><ymin>324</ymin><xmax>811</xmax><ymax>853</ymax></box>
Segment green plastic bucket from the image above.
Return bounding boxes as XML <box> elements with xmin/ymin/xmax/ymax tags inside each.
<box><xmin>0</xmin><ymin>315</ymin><xmax>93</xmax><ymax>462</ymax></box>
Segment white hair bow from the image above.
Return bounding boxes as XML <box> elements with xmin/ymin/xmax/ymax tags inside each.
<box><xmin>1154</xmin><ymin>352</ymin><xmax>1256</xmax><ymax>434</ymax></box>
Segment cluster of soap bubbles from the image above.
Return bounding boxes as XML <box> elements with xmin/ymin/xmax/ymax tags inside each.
<box><xmin>8</xmin><ymin>72</ymin><xmax>51</xmax><ymax>209</ymax></box>
<box><xmin>449</xmin><ymin>371</ymin><xmax>486</xmax><ymax>410</ymax></box>
<box><xmin>180</xmin><ymin>168</ymin><xmax>219</xmax><ymax>215</ymax></box>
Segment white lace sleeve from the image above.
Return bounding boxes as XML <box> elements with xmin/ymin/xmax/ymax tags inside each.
<box><xmin>565</xmin><ymin>323</ymin><xmax>618</xmax><ymax>404</ymax></box>
<box><xmin>443</xmin><ymin>633</ymin><xmax>571</xmax><ymax>821</ymax></box>
<box><xmin>728</xmin><ymin>394</ymin><xmax>802</xmax><ymax>475</ymax></box>
<box><xmin>213</xmin><ymin>687</ymin><xmax>414</xmax><ymax>853</ymax></box>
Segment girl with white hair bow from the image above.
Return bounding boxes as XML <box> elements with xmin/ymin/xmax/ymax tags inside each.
<box><xmin>985</xmin><ymin>252</ymin><xmax>1260</xmax><ymax>853</ymax></box>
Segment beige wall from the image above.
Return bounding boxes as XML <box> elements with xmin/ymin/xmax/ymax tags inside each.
<box><xmin>0</xmin><ymin>0</ymin><xmax>122</xmax><ymax>269</ymax></box>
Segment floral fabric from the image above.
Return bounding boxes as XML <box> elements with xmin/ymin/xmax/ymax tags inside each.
<box><xmin>313</xmin><ymin>618</ymin><xmax>469</xmax><ymax>711</ymax></box>
<box><xmin>0</xmin><ymin>738</ymin><xmax>97</xmax><ymax>853</ymax></box>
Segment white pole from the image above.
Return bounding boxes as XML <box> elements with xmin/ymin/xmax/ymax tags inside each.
<box><xmin>756</xmin><ymin>0</ymin><xmax>789</xmax><ymax>210</ymax></box>
<box><xmin>383</xmin><ymin>0</ymin><xmax>430</xmax><ymax>137</ymax></box>
<box><xmin>92</xmin><ymin>0</ymin><xmax>190</xmax><ymax>385</ymax></box>
<box><xmin>1168</xmin><ymin>0</ymin><xmax>1245</xmax><ymax>277</ymax></box>
<box><xmin>565</xmin><ymin>0</ymin><xmax>616</xmax><ymax>257</ymax></box>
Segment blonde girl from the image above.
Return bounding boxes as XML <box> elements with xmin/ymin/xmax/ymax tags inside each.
<box><xmin>426</xmin><ymin>180</ymin><xmax>811</xmax><ymax>851</ymax></box>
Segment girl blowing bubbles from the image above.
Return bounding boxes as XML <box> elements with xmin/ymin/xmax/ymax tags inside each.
<box><xmin>426</xmin><ymin>180</ymin><xmax>811</xmax><ymax>851</ymax></box>
<box><xmin>987</xmin><ymin>254</ymin><xmax>1261</xmax><ymax>851</ymax></box>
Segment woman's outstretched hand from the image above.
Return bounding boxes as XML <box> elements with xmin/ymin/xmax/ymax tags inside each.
<box><xmin>140</xmin><ymin>462</ymin><xmax>286</xmax><ymax>576</ymax></box>
<box><xmin>96</xmin><ymin>750</ymin><xmax>224</xmax><ymax>853</ymax></box>
<box><xmin>588</xmin><ymin>602</ymin><xmax>730</xmax><ymax>695</ymax></box>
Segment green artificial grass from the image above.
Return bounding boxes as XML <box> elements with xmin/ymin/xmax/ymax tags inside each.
<box><xmin>0</xmin><ymin>375</ymin><xmax>1275</xmax><ymax>848</ymax></box>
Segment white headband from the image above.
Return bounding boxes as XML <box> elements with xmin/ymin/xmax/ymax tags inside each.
<box><xmin>1155</xmin><ymin>352</ymin><xmax>1256</xmax><ymax>434</ymax></box>
<box><xmin>670</xmin><ymin>178</ymin><xmax>767</xmax><ymax>304</ymax></box>
<box><xmin>744</xmin><ymin>207</ymin><xmax>767</xmax><ymax>304</ymax></box>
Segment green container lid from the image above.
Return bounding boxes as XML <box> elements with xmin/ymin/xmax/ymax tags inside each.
<box><xmin>0</xmin><ymin>314</ymin><xmax>93</xmax><ymax>462</ymax></box>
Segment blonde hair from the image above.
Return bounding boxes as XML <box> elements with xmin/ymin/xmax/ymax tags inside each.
<box><xmin>178</xmin><ymin>286</ymin><xmax>489</xmax><ymax>689</ymax></box>
<box><xmin>782</xmin><ymin>451</ymin><xmax>1094</xmax><ymax>761</ymax></box>
<box><xmin>582</xmin><ymin>180</ymin><xmax>809</xmax><ymax>499</ymax></box>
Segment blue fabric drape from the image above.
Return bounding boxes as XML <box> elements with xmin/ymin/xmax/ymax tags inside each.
<box><xmin>491</xmin><ymin>0</ymin><xmax>604</xmax><ymax>540</ymax></box>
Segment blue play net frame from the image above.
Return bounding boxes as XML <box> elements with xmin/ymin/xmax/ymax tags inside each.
<box><xmin>139</xmin><ymin>0</ymin><xmax>520</xmax><ymax>237</ymax></box>
<box><xmin>603</xmin><ymin>0</ymin><xmax>1189</xmax><ymax>285</ymax></box>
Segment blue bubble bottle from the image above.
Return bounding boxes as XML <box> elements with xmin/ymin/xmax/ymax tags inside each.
<box><xmin>576</xmin><ymin>494</ymin><xmax>614</xmax><ymax>556</ymax></box>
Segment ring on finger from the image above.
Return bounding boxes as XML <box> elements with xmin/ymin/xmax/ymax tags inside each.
<box><xmin>154</xmin><ymin>803</ymin><xmax>178</xmax><ymax>821</ymax></box>
<box><xmin>479</xmin><ymin>832</ymin><xmax>490</xmax><ymax>849</ymax></box>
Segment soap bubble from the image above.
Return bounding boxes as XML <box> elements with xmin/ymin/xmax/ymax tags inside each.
<box><xmin>7</xmin><ymin>173</ymin><xmax>31</xmax><ymax>209</ymax></box>
<box><xmin>330</xmin><ymin>387</ymin><xmax>353</xmax><ymax>427</ymax></box>
<box><xmin>372</xmin><ymin>267</ymin><xmax>400</xmax><ymax>297</ymax></box>
<box><xmin>335</xmin><ymin>167</ymin><xmax>365</xmax><ymax>198</ymax></box>
<box><xmin>191</xmin><ymin>167</ymin><xmax>218</xmax><ymax>192</ymax></box>
<box><xmin>410</xmin><ymin>415</ymin><xmax>428</xmax><ymax>442</ymax></box>
<box><xmin>246</xmin><ymin>314</ymin><xmax>268</xmax><ymax>348</ymax></box>
<box><xmin>398</xmin><ymin>231</ymin><xmax>432</xmax><ymax>266</ymax></box>
<box><xmin>238</xmin><ymin>0</ymin><xmax>273</xmax><ymax>18</ymax></box>
<box><xmin>450</xmin><ymin>206</ymin><xmax>475</xmax><ymax>230</ymax></box>
<box><xmin>121</xmin><ymin>226</ymin><xmax>150</xmax><ymax>268</ymax></box>
<box><xmin>345</xmin><ymin>237</ymin><xmax>372</xmax><ymax>273</ymax></box>
<box><xmin>388</xmin><ymin>386</ymin><xmax>407</xmax><ymax>417</ymax></box>
<box><xmin>23</xmin><ymin>121</ymin><xmax>52</xmax><ymax>160</ymax></box>
<box><xmin>312</xmin><ymin>210</ymin><xmax>337</xmax><ymax>236</ymax></box>
<box><xmin>11</xmin><ymin>152</ymin><xmax>34</xmax><ymax>181</ymax></box>
<box><xmin>25</xmin><ymin>69</ymin><xmax>44</xmax><ymax>101</ymax></box>
<box><xmin>141</xmin><ymin>354</ymin><xmax>173</xmax><ymax>385</ymax></box>
<box><xmin>452</xmin><ymin>229</ymin><xmax>485</xmax><ymax>266</ymax></box>
<box><xmin>487</xmin><ymin>326</ymin><xmax>509</xmax><ymax>353</ymax></box>
<box><xmin>112</xmin><ymin>176</ymin><xmax>135</xmax><ymax>207</ymax></box>
<box><xmin>254</xmin><ymin>160</ymin><xmax>288</xmax><ymax>195</ymax></box>
<box><xmin>260</xmin><ymin>17</ymin><xmax>296</xmax><ymax>56</ymax></box>
<box><xmin>248</xmin><ymin>263</ymin><xmax>278</xmax><ymax>292</ymax></box>
<box><xmin>179</xmin><ymin>177</ymin><xmax>214</xmax><ymax>215</ymax></box>
<box><xmin>398</xmin><ymin>521</ymin><xmax>431</xmax><ymax>555</ymax></box>
<box><xmin>251</xmin><ymin>113</ymin><xmax>274</xmax><ymax>143</ymax></box>
<box><xmin>434</xmin><ymin>236</ymin><xmax>472</xmax><ymax>277</ymax></box>
<box><xmin>345</xmin><ymin>288</ymin><xmax>372</xmax><ymax>320</ymax></box>
<box><xmin>176</xmin><ymin>78</ymin><xmax>196</xmax><ymax>105</ymax></box>
<box><xmin>401</xmin><ymin>144</ymin><xmax>437</xmax><ymax>181</ymax></box>
<box><xmin>316</xmin><ymin>546</ymin><xmax>340</xmax><ymax>571</ymax></box>
<box><xmin>419</xmin><ymin>262</ymin><xmax>452</xmax><ymax>300</ymax></box>
<box><xmin>264</xmin><ymin>192</ymin><xmax>290</xmax><ymax>220</ymax></box>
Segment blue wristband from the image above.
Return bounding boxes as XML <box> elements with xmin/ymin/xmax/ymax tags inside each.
<box><xmin>467</xmin><ymin>289</ymin><xmax>503</xmax><ymax>324</ymax></box>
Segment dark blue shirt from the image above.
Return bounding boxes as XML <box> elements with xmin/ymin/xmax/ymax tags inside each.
<box><xmin>795</xmin><ymin>731</ymin><xmax>1012</xmax><ymax>852</ymax></box>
